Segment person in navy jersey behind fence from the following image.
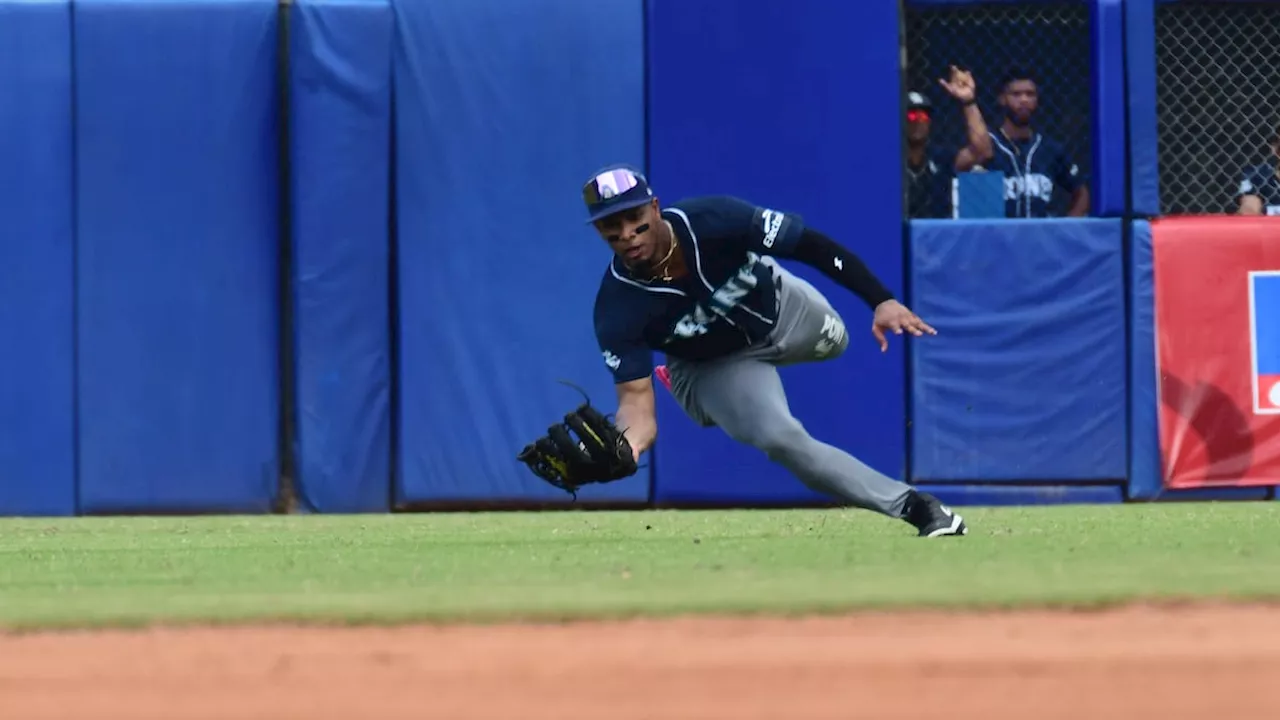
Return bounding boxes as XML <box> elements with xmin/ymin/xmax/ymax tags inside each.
<box><xmin>583</xmin><ymin>164</ymin><xmax>968</xmax><ymax>537</ymax></box>
<box><xmin>976</xmin><ymin>66</ymin><xmax>1090</xmax><ymax>218</ymax></box>
<box><xmin>1235</xmin><ymin>124</ymin><xmax>1280</xmax><ymax>216</ymax></box>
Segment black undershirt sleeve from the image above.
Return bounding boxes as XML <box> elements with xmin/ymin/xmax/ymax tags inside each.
<box><xmin>786</xmin><ymin>227</ymin><xmax>896</xmax><ymax>309</ymax></box>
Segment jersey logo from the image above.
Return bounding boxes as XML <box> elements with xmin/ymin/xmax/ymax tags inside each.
<box><xmin>760</xmin><ymin>209</ymin><xmax>785</xmax><ymax>248</ymax></box>
<box><xmin>667</xmin><ymin>256</ymin><xmax>764</xmax><ymax>341</ymax></box>
<box><xmin>1004</xmin><ymin>173</ymin><xmax>1055</xmax><ymax>202</ymax></box>
<box><xmin>602</xmin><ymin>350</ymin><xmax>621</xmax><ymax>371</ymax></box>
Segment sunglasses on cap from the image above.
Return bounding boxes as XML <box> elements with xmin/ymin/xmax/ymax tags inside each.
<box><xmin>582</xmin><ymin>167</ymin><xmax>646</xmax><ymax>205</ymax></box>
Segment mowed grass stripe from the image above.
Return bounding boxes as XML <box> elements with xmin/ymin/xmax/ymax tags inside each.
<box><xmin>0</xmin><ymin>503</ymin><xmax>1276</xmax><ymax>629</ymax></box>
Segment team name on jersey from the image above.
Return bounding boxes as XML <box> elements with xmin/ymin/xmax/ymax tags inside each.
<box><xmin>1004</xmin><ymin>173</ymin><xmax>1055</xmax><ymax>202</ymax></box>
<box><xmin>666</xmin><ymin>253</ymin><xmax>764</xmax><ymax>341</ymax></box>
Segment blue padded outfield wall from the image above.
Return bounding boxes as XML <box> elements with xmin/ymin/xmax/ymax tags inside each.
<box><xmin>909</xmin><ymin>220</ymin><xmax>1127</xmax><ymax>484</ymax></box>
<box><xmin>647</xmin><ymin>0</ymin><xmax>906</xmax><ymax>506</ymax></box>
<box><xmin>1090</xmin><ymin>0</ymin><xmax>1127</xmax><ymax>217</ymax></box>
<box><xmin>288</xmin><ymin>0</ymin><xmax>394</xmax><ymax>513</ymax></box>
<box><xmin>0</xmin><ymin>0</ymin><xmax>1275</xmax><ymax>515</ymax></box>
<box><xmin>74</xmin><ymin>0</ymin><xmax>282</xmax><ymax>513</ymax></box>
<box><xmin>1128</xmin><ymin>220</ymin><xmax>1161</xmax><ymax>500</ymax></box>
<box><xmin>1123</xmin><ymin>0</ymin><xmax>1161</xmax><ymax>217</ymax></box>
<box><xmin>0</xmin><ymin>0</ymin><xmax>77</xmax><ymax>516</ymax></box>
<box><xmin>392</xmin><ymin>0</ymin><xmax>651</xmax><ymax>505</ymax></box>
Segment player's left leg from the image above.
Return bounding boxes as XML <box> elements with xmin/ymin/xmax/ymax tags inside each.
<box><xmin>668</xmin><ymin>355</ymin><xmax>963</xmax><ymax>535</ymax></box>
<box><xmin>674</xmin><ymin>355</ymin><xmax>914</xmax><ymax>516</ymax></box>
<box><xmin>661</xmin><ymin>260</ymin><xmax>967</xmax><ymax>535</ymax></box>
<box><xmin>761</xmin><ymin>260</ymin><xmax>965</xmax><ymax>534</ymax></box>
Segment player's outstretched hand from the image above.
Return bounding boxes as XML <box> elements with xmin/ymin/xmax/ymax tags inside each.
<box><xmin>871</xmin><ymin>299</ymin><xmax>936</xmax><ymax>352</ymax></box>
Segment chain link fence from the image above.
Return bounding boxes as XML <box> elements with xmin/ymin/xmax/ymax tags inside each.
<box><xmin>902</xmin><ymin>2</ymin><xmax>1093</xmax><ymax>218</ymax></box>
<box><xmin>1155</xmin><ymin>1</ymin><xmax>1280</xmax><ymax>215</ymax></box>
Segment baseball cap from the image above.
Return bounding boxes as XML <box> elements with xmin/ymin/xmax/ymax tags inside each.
<box><xmin>907</xmin><ymin>91</ymin><xmax>932</xmax><ymax>110</ymax></box>
<box><xmin>582</xmin><ymin>164</ymin><xmax>654</xmax><ymax>223</ymax></box>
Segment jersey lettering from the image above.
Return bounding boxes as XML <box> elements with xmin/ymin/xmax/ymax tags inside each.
<box><xmin>666</xmin><ymin>257</ymin><xmax>764</xmax><ymax>342</ymax></box>
<box><xmin>982</xmin><ymin>132</ymin><xmax>1082</xmax><ymax>218</ymax></box>
<box><xmin>814</xmin><ymin>313</ymin><xmax>846</xmax><ymax>357</ymax></box>
<box><xmin>672</xmin><ymin>308</ymin><xmax>713</xmax><ymax>338</ymax></box>
<box><xmin>1003</xmin><ymin>173</ymin><xmax>1055</xmax><ymax>203</ymax></box>
<box><xmin>707</xmin><ymin>258</ymin><xmax>761</xmax><ymax>318</ymax></box>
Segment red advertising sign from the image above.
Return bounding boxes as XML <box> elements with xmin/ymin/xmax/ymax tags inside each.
<box><xmin>1153</xmin><ymin>216</ymin><xmax>1280</xmax><ymax>488</ymax></box>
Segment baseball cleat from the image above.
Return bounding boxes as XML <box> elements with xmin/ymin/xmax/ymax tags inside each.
<box><xmin>903</xmin><ymin>490</ymin><xmax>967</xmax><ymax>537</ymax></box>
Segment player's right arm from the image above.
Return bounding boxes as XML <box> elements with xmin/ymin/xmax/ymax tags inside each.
<box><xmin>595</xmin><ymin>286</ymin><xmax>657</xmax><ymax>462</ymax></box>
<box><xmin>614</xmin><ymin>377</ymin><xmax>656</xmax><ymax>463</ymax></box>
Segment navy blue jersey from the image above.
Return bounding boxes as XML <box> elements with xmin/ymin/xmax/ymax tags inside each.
<box><xmin>594</xmin><ymin>195</ymin><xmax>804</xmax><ymax>384</ymax></box>
<box><xmin>979</xmin><ymin>130</ymin><xmax>1084</xmax><ymax>218</ymax></box>
<box><xmin>1236</xmin><ymin>163</ymin><xmax>1280</xmax><ymax>215</ymax></box>
<box><xmin>906</xmin><ymin>145</ymin><xmax>955</xmax><ymax>219</ymax></box>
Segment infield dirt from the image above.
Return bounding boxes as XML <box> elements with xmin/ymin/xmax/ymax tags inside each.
<box><xmin>1</xmin><ymin>602</ymin><xmax>1276</xmax><ymax>719</ymax></box>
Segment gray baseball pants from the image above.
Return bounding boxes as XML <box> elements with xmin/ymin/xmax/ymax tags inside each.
<box><xmin>665</xmin><ymin>259</ymin><xmax>912</xmax><ymax>518</ymax></box>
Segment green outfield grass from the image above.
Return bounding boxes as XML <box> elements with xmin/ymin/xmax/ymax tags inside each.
<box><xmin>0</xmin><ymin>501</ymin><xmax>1277</xmax><ymax>630</ymax></box>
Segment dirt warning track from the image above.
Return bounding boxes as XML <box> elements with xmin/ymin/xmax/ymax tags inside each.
<box><xmin>1</xmin><ymin>604</ymin><xmax>1277</xmax><ymax>720</ymax></box>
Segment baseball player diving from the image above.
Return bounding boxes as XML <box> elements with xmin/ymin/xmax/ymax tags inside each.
<box><xmin>517</xmin><ymin>165</ymin><xmax>967</xmax><ymax>538</ymax></box>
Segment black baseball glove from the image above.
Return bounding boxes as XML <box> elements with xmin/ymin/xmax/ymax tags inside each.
<box><xmin>517</xmin><ymin>383</ymin><xmax>638</xmax><ymax>497</ymax></box>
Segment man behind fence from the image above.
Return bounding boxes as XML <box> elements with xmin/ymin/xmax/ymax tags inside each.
<box><xmin>1235</xmin><ymin>124</ymin><xmax>1280</xmax><ymax>216</ymax></box>
<box><xmin>905</xmin><ymin>66</ymin><xmax>994</xmax><ymax>219</ymax></box>
<box><xmin>977</xmin><ymin>66</ymin><xmax>1089</xmax><ymax>218</ymax></box>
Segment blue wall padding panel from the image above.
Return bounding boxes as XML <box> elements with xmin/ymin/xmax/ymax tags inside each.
<box><xmin>647</xmin><ymin>0</ymin><xmax>906</xmax><ymax>506</ymax></box>
<box><xmin>0</xmin><ymin>0</ymin><xmax>77</xmax><ymax>516</ymax></box>
<box><xmin>1150</xmin><ymin>487</ymin><xmax>1270</xmax><ymax>502</ymax></box>
<box><xmin>907</xmin><ymin>0</ymin><xmax>1088</xmax><ymax>5</ymax></box>
<box><xmin>1090</xmin><ymin>0</ymin><xmax>1127</xmax><ymax>217</ymax></box>
<box><xmin>1127</xmin><ymin>220</ymin><xmax>1163</xmax><ymax>499</ymax></box>
<box><xmin>1125</xmin><ymin>0</ymin><xmax>1160</xmax><ymax>216</ymax></box>
<box><xmin>289</xmin><ymin>0</ymin><xmax>393</xmax><ymax>513</ymax></box>
<box><xmin>912</xmin><ymin>484</ymin><xmax>1124</xmax><ymax>507</ymax></box>
<box><xmin>909</xmin><ymin>219</ymin><xmax>1126</xmax><ymax>482</ymax></box>
<box><xmin>75</xmin><ymin>0</ymin><xmax>281</xmax><ymax>513</ymax></box>
<box><xmin>392</xmin><ymin>0</ymin><xmax>650</xmax><ymax>504</ymax></box>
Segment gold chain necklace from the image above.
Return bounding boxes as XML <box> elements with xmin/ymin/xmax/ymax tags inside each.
<box><xmin>649</xmin><ymin>222</ymin><xmax>678</xmax><ymax>281</ymax></box>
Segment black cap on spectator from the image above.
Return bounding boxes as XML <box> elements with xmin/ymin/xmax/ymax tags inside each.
<box><xmin>907</xmin><ymin>91</ymin><xmax>932</xmax><ymax>110</ymax></box>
